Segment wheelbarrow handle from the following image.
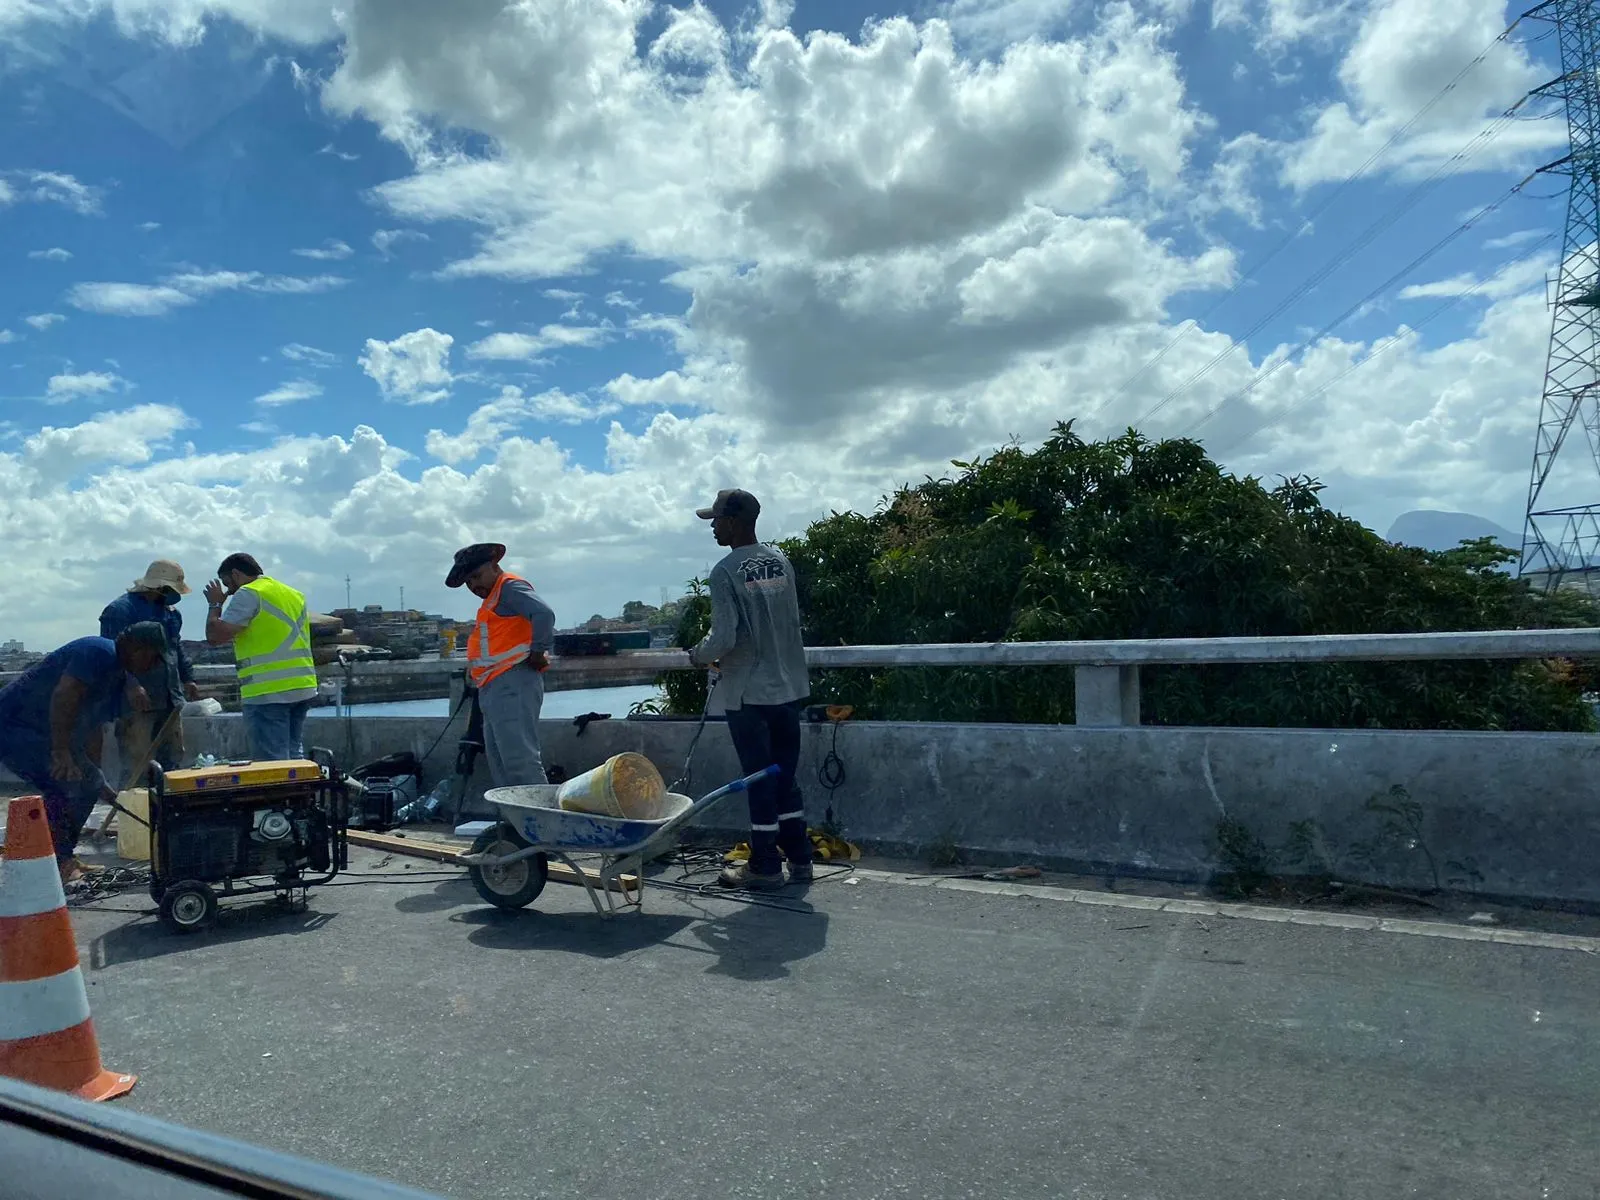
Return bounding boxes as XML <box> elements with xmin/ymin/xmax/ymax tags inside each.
<box><xmin>724</xmin><ymin>764</ymin><xmax>782</xmax><ymax>793</ymax></box>
<box><xmin>647</xmin><ymin>765</ymin><xmax>784</xmax><ymax>844</ymax></box>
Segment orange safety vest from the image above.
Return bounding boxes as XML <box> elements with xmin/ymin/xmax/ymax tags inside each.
<box><xmin>466</xmin><ymin>572</ymin><xmax>547</xmax><ymax>688</ymax></box>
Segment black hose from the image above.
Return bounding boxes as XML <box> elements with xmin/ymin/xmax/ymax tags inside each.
<box><xmin>819</xmin><ymin>718</ymin><xmax>846</xmax><ymax>827</ymax></box>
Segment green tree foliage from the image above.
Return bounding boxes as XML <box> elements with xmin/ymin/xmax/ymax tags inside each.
<box><xmin>776</xmin><ymin>422</ymin><xmax>1600</xmax><ymax>730</ymax></box>
<box><xmin>662</xmin><ymin>577</ymin><xmax>713</xmax><ymax>715</ymax></box>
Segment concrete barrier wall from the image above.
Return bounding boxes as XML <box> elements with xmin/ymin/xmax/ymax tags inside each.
<box><xmin>175</xmin><ymin>713</ymin><xmax>1600</xmax><ymax>907</ymax></box>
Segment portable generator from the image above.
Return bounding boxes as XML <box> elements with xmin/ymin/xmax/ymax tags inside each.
<box><xmin>145</xmin><ymin>749</ymin><xmax>349</xmax><ymax>934</ymax></box>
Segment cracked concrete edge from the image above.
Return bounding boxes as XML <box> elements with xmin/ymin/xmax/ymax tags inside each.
<box><xmin>850</xmin><ymin>869</ymin><xmax>1600</xmax><ymax>955</ymax></box>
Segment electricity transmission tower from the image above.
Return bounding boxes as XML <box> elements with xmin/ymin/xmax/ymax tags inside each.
<box><xmin>1520</xmin><ymin>0</ymin><xmax>1600</xmax><ymax>594</ymax></box>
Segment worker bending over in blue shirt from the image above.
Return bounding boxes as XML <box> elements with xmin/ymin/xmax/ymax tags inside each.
<box><xmin>0</xmin><ymin>624</ymin><xmax>166</xmax><ymax>882</ymax></box>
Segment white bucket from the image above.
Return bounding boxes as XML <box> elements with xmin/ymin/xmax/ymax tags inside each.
<box><xmin>115</xmin><ymin>789</ymin><xmax>153</xmax><ymax>861</ymax></box>
<box><xmin>557</xmin><ymin>753</ymin><xmax>667</xmax><ymax>821</ymax></box>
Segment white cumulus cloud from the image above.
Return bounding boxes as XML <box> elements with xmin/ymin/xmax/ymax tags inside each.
<box><xmin>372</xmin><ymin>228</ymin><xmax>429</xmax><ymax>257</ymax></box>
<box><xmin>1279</xmin><ymin>0</ymin><xmax>1559</xmax><ymax>189</ymax></box>
<box><xmin>359</xmin><ymin>327</ymin><xmax>454</xmax><ymax>405</ymax></box>
<box><xmin>22</xmin><ymin>404</ymin><xmax>191</xmax><ymax>479</ymax></box>
<box><xmin>24</xmin><ymin>312</ymin><xmax>65</xmax><ymax>330</ymax></box>
<box><xmin>28</xmin><ymin>247</ymin><xmax>72</xmax><ymax>262</ymax></box>
<box><xmin>281</xmin><ymin>342</ymin><xmax>338</xmax><ymax>367</ymax></box>
<box><xmin>44</xmin><ymin>370</ymin><xmax>123</xmax><ymax>402</ymax></box>
<box><xmin>67</xmin><ymin>269</ymin><xmax>348</xmax><ymax>316</ymax></box>
<box><xmin>255</xmin><ymin>379</ymin><xmax>325</xmax><ymax>406</ymax></box>
<box><xmin>0</xmin><ymin>169</ymin><xmax>100</xmax><ymax>215</ymax></box>
<box><xmin>291</xmin><ymin>238</ymin><xmax>354</xmax><ymax>260</ymax></box>
<box><xmin>465</xmin><ymin>326</ymin><xmax>609</xmax><ymax>361</ymax></box>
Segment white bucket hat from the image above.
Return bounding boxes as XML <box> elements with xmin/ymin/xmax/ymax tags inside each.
<box><xmin>128</xmin><ymin>558</ymin><xmax>191</xmax><ymax>595</ymax></box>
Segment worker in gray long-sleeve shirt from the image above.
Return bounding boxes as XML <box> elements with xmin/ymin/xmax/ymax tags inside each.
<box><xmin>446</xmin><ymin>542</ymin><xmax>556</xmax><ymax>786</ymax></box>
<box><xmin>689</xmin><ymin>488</ymin><xmax>814</xmax><ymax>890</ymax></box>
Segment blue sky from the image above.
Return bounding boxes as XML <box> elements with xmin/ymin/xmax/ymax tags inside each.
<box><xmin>0</xmin><ymin>0</ymin><xmax>1580</xmax><ymax>644</ymax></box>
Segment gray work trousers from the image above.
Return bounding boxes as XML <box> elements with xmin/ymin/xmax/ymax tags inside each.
<box><xmin>478</xmin><ymin>666</ymin><xmax>547</xmax><ymax>787</ymax></box>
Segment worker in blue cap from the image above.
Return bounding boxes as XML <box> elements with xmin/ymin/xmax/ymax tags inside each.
<box><xmin>0</xmin><ymin>623</ymin><xmax>167</xmax><ymax>881</ymax></box>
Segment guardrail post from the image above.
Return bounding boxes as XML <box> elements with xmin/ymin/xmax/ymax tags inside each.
<box><xmin>1074</xmin><ymin>665</ymin><xmax>1140</xmax><ymax>726</ymax></box>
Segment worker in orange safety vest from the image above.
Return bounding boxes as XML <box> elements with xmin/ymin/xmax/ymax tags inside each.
<box><xmin>446</xmin><ymin>543</ymin><xmax>555</xmax><ymax>787</ymax></box>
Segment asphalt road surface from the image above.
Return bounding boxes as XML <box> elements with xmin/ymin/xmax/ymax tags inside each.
<box><xmin>56</xmin><ymin>852</ymin><xmax>1600</xmax><ymax>1200</ymax></box>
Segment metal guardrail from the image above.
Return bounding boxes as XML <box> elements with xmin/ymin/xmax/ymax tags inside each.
<box><xmin>791</xmin><ymin>629</ymin><xmax>1600</xmax><ymax>725</ymax></box>
<box><xmin>801</xmin><ymin>628</ymin><xmax>1600</xmax><ymax>666</ymax></box>
<box><xmin>793</xmin><ymin>629</ymin><xmax>1600</xmax><ymax>726</ymax></box>
<box><xmin>7</xmin><ymin>630</ymin><xmax>1595</xmax><ymax>726</ymax></box>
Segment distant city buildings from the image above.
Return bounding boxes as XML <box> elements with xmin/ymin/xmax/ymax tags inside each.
<box><xmin>563</xmin><ymin>596</ymin><xmax>689</xmax><ymax>648</ymax></box>
<box><xmin>175</xmin><ymin>591</ymin><xmax>692</xmax><ymax>670</ymax></box>
<box><xmin>0</xmin><ymin>639</ymin><xmax>42</xmax><ymax>672</ymax></box>
<box><xmin>183</xmin><ymin>602</ymin><xmax>468</xmax><ymax>667</ymax></box>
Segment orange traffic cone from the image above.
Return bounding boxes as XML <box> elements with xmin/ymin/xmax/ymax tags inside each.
<box><xmin>0</xmin><ymin>796</ymin><xmax>135</xmax><ymax>1100</ymax></box>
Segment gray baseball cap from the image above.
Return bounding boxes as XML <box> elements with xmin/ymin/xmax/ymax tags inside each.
<box><xmin>695</xmin><ymin>489</ymin><xmax>761</xmax><ymax>521</ymax></box>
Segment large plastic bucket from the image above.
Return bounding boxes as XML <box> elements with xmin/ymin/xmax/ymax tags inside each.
<box><xmin>557</xmin><ymin>753</ymin><xmax>667</xmax><ymax>821</ymax></box>
<box><xmin>115</xmin><ymin>788</ymin><xmax>153</xmax><ymax>861</ymax></box>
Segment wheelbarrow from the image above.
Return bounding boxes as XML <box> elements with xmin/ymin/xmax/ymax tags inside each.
<box><xmin>458</xmin><ymin>765</ymin><xmax>779</xmax><ymax>916</ymax></box>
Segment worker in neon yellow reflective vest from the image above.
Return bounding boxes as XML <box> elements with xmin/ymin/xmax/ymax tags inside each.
<box><xmin>203</xmin><ymin>552</ymin><xmax>318</xmax><ymax>762</ymax></box>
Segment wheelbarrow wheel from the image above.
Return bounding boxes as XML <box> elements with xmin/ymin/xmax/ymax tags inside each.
<box><xmin>468</xmin><ymin>824</ymin><xmax>548</xmax><ymax>910</ymax></box>
<box><xmin>159</xmin><ymin>880</ymin><xmax>218</xmax><ymax>934</ymax></box>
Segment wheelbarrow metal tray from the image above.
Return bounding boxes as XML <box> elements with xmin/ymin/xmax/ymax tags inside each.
<box><xmin>486</xmin><ymin>785</ymin><xmax>695</xmax><ymax>853</ymax></box>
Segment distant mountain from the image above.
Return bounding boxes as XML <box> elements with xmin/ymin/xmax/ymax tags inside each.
<box><xmin>1386</xmin><ymin>510</ymin><xmax>1521</xmax><ymax>553</ymax></box>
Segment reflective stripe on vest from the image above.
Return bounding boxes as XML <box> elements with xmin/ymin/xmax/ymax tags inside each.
<box><xmin>235</xmin><ymin>577</ymin><xmax>318</xmax><ymax>701</ymax></box>
<box><xmin>467</xmin><ymin>572</ymin><xmax>540</xmax><ymax>688</ymax></box>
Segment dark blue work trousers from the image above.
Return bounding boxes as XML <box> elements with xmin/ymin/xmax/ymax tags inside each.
<box><xmin>724</xmin><ymin>701</ymin><xmax>812</xmax><ymax>875</ymax></box>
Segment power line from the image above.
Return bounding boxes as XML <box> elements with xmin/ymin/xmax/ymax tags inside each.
<box><xmin>1180</xmin><ymin>186</ymin><xmax>1550</xmax><ymax>451</ymax></box>
<box><xmin>1204</xmin><ymin>231</ymin><xmax>1559</xmax><ymax>459</ymax></box>
<box><xmin>1089</xmin><ymin>18</ymin><xmax>1531</xmax><ymax>418</ymax></box>
<box><xmin>1129</xmin><ymin>101</ymin><xmax>1531</xmax><ymax>432</ymax></box>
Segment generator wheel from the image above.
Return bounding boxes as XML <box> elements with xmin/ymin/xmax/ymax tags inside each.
<box><xmin>159</xmin><ymin>880</ymin><xmax>218</xmax><ymax>934</ymax></box>
<box><xmin>468</xmin><ymin>825</ymin><xmax>548</xmax><ymax>910</ymax></box>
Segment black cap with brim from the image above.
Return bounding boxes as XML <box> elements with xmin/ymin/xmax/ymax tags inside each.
<box><xmin>119</xmin><ymin>620</ymin><xmax>168</xmax><ymax>653</ymax></box>
<box><xmin>696</xmin><ymin>489</ymin><xmax>760</xmax><ymax>521</ymax></box>
<box><xmin>446</xmin><ymin>542</ymin><xmax>507</xmax><ymax>588</ymax></box>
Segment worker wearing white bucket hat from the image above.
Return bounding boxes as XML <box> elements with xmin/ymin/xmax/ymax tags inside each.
<box><xmin>99</xmin><ymin>558</ymin><xmax>202</xmax><ymax>780</ymax></box>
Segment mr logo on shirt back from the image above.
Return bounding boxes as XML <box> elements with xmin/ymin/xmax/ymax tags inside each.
<box><xmin>741</xmin><ymin>554</ymin><xmax>788</xmax><ymax>592</ymax></box>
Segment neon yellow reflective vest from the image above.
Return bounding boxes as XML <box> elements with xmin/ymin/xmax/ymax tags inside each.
<box><xmin>234</xmin><ymin>577</ymin><xmax>317</xmax><ymax>702</ymax></box>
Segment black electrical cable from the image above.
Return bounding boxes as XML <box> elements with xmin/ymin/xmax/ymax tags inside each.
<box><xmin>819</xmin><ymin>719</ymin><xmax>846</xmax><ymax>828</ymax></box>
<box><xmin>64</xmin><ymin>866</ymin><xmax>471</xmax><ymax>908</ymax></box>
<box><xmin>669</xmin><ymin>672</ymin><xmax>719</xmax><ymax>795</ymax></box>
<box><xmin>654</xmin><ymin>847</ymin><xmax>856</xmax><ymax>911</ymax></box>
<box><xmin>414</xmin><ymin>683</ymin><xmax>474</xmax><ymax>767</ymax></box>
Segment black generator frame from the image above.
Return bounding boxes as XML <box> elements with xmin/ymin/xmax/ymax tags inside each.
<box><xmin>143</xmin><ymin>747</ymin><xmax>349</xmax><ymax>933</ymax></box>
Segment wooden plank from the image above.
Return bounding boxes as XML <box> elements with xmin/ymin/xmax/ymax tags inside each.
<box><xmin>346</xmin><ymin>828</ymin><xmax>639</xmax><ymax>891</ymax></box>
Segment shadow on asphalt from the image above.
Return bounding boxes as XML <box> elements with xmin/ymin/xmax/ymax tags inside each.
<box><xmin>687</xmin><ymin>898</ymin><xmax>829</xmax><ymax>981</ymax></box>
<box><xmin>391</xmin><ymin>876</ymin><xmax>478</xmax><ymax>914</ymax></box>
<box><xmin>87</xmin><ymin>901</ymin><xmax>337</xmax><ymax>969</ymax></box>
<box><xmin>453</xmin><ymin>907</ymin><xmax>696</xmax><ymax>958</ymax></box>
<box><xmin>436</xmin><ymin>884</ymin><xmax>832</xmax><ymax>976</ymax></box>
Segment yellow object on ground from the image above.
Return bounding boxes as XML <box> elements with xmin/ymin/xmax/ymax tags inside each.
<box><xmin>114</xmin><ymin>789</ymin><xmax>152</xmax><ymax>861</ymax></box>
<box><xmin>723</xmin><ymin>829</ymin><xmax>861</xmax><ymax>864</ymax></box>
<box><xmin>161</xmin><ymin>759</ymin><xmax>322</xmax><ymax>793</ymax></box>
<box><xmin>558</xmin><ymin>752</ymin><xmax>667</xmax><ymax>820</ymax></box>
